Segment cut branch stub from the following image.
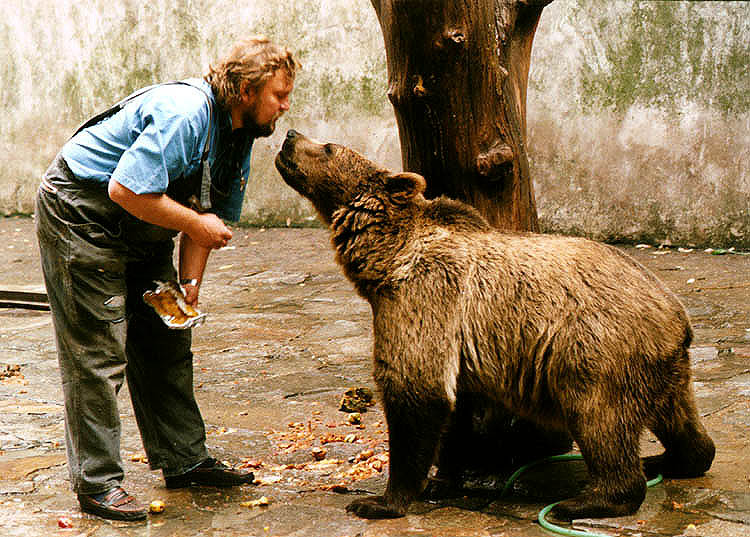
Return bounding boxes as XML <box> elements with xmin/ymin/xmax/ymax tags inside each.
<box><xmin>476</xmin><ymin>141</ymin><xmax>514</xmax><ymax>179</ymax></box>
<box><xmin>436</xmin><ymin>28</ymin><xmax>466</xmax><ymax>49</ymax></box>
<box><xmin>412</xmin><ymin>75</ymin><xmax>428</xmax><ymax>97</ymax></box>
<box><xmin>371</xmin><ymin>0</ymin><xmax>547</xmax><ymax>231</ymax></box>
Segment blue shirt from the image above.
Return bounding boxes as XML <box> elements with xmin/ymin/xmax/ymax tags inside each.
<box><xmin>61</xmin><ymin>78</ymin><xmax>251</xmax><ymax>222</ymax></box>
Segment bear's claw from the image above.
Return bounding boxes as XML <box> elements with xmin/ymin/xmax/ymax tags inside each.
<box><xmin>551</xmin><ymin>493</ymin><xmax>642</xmax><ymax>521</ymax></box>
<box><xmin>346</xmin><ymin>496</ymin><xmax>404</xmax><ymax>519</ymax></box>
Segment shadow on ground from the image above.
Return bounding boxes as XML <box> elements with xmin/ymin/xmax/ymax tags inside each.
<box><xmin>0</xmin><ymin>216</ymin><xmax>748</xmax><ymax>537</ymax></box>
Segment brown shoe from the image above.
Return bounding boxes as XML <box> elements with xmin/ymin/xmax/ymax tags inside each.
<box><xmin>78</xmin><ymin>487</ymin><xmax>147</xmax><ymax>521</ymax></box>
<box><xmin>164</xmin><ymin>457</ymin><xmax>255</xmax><ymax>489</ymax></box>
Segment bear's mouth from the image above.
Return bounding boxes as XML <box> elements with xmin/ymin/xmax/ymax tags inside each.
<box><xmin>274</xmin><ymin>151</ymin><xmax>296</xmax><ymax>175</ymax></box>
<box><xmin>274</xmin><ymin>152</ymin><xmax>304</xmax><ymax>192</ymax></box>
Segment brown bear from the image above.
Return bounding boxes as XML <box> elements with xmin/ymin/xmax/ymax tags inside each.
<box><xmin>274</xmin><ymin>129</ymin><xmax>715</xmax><ymax>520</ymax></box>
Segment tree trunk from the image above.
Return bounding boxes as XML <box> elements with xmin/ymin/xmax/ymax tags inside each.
<box><xmin>370</xmin><ymin>0</ymin><xmax>552</xmax><ymax>231</ymax></box>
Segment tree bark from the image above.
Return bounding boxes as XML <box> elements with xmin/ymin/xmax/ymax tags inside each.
<box><xmin>370</xmin><ymin>0</ymin><xmax>552</xmax><ymax>231</ymax></box>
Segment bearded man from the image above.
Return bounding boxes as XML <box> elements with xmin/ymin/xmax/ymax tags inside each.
<box><xmin>35</xmin><ymin>37</ymin><xmax>299</xmax><ymax>521</ymax></box>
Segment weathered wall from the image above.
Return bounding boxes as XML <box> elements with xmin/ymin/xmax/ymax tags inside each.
<box><xmin>2</xmin><ymin>0</ymin><xmax>748</xmax><ymax>247</ymax></box>
<box><xmin>0</xmin><ymin>0</ymin><xmax>396</xmax><ymax>226</ymax></box>
<box><xmin>529</xmin><ymin>1</ymin><xmax>750</xmax><ymax>247</ymax></box>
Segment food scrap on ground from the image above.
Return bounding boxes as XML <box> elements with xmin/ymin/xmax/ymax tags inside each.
<box><xmin>57</xmin><ymin>516</ymin><xmax>73</xmax><ymax>528</ymax></box>
<box><xmin>339</xmin><ymin>387</ymin><xmax>375</xmax><ymax>413</ymax></box>
<box><xmin>0</xmin><ymin>364</ymin><xmax>26</xmax><ymax>386</ymax></box>
<box><xmin>336</xmin><ymin>452</ymin><xmax>388</xmax><ymax>481</ymax></box>
<box><xmin>254</xmin><ymin>391</ymin><xmax>389</xmax><ymax>491</ymax></box>
<box><xmin>240</xmin><ymin>496</ymin><xmax>270</xmax><ymax>508</ymax></box>
<box><xmin>239</xmin><ymin>459</ymin><xmax>264</xmax><ymax>470</ymax></box>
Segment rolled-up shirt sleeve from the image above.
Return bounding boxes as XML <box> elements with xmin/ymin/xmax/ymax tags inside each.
<box><xmin>110</xmin><ymin>89</ymin><xmax>207</xmax><ymax>195</ymax></box>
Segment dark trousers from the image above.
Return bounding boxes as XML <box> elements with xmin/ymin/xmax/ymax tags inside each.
<box><xmin>35</xmin><ymin>155</ymin><xmax>208</xmax><ymax>494</ymax></box>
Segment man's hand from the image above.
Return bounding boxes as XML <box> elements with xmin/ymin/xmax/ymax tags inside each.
<box><xmin>108</xmin><ymin>180</ymin><xmax>232</xmax><ymax>250</ymax></box>
<box><xmin>181</xmin><ymin>281</ymin><xmax>200</xmax><ymax>306</ymax></box>
<box><xmin>189</xmin><ymin>212</ymin><xmax>233</xmax><ymax>250</ymax></box>
<box><xmin>108</xmin><ymin>180</ymin><xmax>232</xmax><ymax>307</ymax></box>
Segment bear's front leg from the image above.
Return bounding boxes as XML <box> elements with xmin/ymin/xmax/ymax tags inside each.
<box><xmin>347</xmin><ymin>383</ymin><xmax>452</xmax><ymax>519</ymax></box>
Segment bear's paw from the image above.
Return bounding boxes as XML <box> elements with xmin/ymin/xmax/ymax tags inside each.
<box><xmin>346</xmin><ymin>496</ymin><xmax>404</xmax><ymax>519</ymax></box>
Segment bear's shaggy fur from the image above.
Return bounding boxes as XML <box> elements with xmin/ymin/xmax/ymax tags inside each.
<box><xmin>275</xmin><ymin>130</ymin><xmax>715</xmax><ymax>520</ymax></box>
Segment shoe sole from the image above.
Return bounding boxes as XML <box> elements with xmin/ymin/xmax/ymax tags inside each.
<box><xmin>80</xmin><ymin>502</ymin><xmax>148</xmax><ymax>522</ymax></box>
<box><xmin>165</xmin><ymin>471</ymin><xmax>255</xmax><ymax>489</ymax></box>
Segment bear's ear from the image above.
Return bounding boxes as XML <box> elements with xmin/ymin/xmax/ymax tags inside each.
<box><xmin>384</xmin><ymin>172</ymin><xmax>427</xmax><ymax>205</ymax></box>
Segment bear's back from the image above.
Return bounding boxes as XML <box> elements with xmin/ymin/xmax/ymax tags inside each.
<box><xmin>421</xmin><ymin>196</ymin><xmax>493</xmax><ymax>233</ymax></box>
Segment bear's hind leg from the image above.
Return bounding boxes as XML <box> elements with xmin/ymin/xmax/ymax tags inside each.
<box><xmin>552</xmin><ymin>420</ymin><xmax>646</xmax><ymax>520</ymax></box>
<box><xmin>422</xmin><ymin>395</ymin><xmax>478</xmax><ymax>499</ymax></box>
<box><xmin>347</xmin><ymin>388</ymin><xmax>451</xmax><ymax>519</ymax></box>
<box><xmin>643</xmin><ymin>383</ymin><xmax>715</xmax><ymax>480</ymax></box>
<box><xmin>428</xmin><ymin>397</ymin><xmax>573</xmax><ymax>499</ymax></box>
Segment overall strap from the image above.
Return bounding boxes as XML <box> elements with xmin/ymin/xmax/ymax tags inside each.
<box><xmin>71</xmin><ymin>81</ymin><xmax>215</xmax><ymax>210</ymax></box>
<box><xmin>71</xmin><ymin>82</ymin><xmax>164</xmax><ymax>136</ymax></box>
<box><xmin>195</xmin><ymin>88</ymin><xmax>213</xmax><ymax>210</ymax></box>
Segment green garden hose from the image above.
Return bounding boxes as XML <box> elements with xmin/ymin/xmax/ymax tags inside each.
<box><xmin>502</xmin><ymin>453</ymin><xmax>663</xmax><ymax>537</ymax></box>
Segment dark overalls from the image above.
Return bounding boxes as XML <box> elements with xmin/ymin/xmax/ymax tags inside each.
<box><xmin>35</xmin><ymin>85</ymin><xmax>216</xmax><ymax>494</ymax></box>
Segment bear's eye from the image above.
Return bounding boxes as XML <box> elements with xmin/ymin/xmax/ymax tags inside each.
<box><xmin>323</xmin><ymin>144</ymin><xmax>335</xmax><ymax>156</ymax></box>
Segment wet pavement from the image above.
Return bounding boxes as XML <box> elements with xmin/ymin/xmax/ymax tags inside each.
<box><xmin>0</xmin><ymin>215</ymin><xmax>748</xmax><ymax>537</ymax></box>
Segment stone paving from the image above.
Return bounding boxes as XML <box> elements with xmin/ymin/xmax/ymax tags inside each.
<box><xmin>0</xmin><ymin>216</ymin><xmax>748</xmax><ymax>537</ymax></box>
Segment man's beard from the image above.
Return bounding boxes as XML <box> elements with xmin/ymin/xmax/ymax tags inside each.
<box><xmin>243</xmin><ymin>108</ymin><xmax>278</xmax><ymax>138</ymax></box>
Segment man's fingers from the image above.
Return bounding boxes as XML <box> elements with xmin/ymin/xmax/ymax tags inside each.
<box><xmin>183</xmin><ymin>284</ymin><xmax>199</xmax><ymax>305</ymax></box>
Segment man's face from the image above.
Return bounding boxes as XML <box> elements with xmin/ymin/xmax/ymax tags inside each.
<box><xmin>243</xmin><ymin>70</ymin><xmax>294</xmax><ymax>137</ymax></box>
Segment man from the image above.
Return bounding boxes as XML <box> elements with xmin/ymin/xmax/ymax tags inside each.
<box><xmin>35</xmin><ymin>37</ymin><xmax>299</xmax><ymax>522</ymax></box>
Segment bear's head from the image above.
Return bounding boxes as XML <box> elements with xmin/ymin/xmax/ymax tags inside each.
<box><xmin>275</xmin><ymin>130</ymin><xmax>426</xmax><ymax>225</ymax></box>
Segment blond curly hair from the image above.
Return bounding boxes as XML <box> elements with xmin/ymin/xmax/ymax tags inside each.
<box><xmin>205</xmin><ymin>36</ymin><xmax>301</xmax><ymax>110</ymax></box>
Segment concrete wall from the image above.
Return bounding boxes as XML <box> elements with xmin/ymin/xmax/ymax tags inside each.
<box><xmin>529</xmin><ymin>1</ymin><xmax>750</xmax><ymax>248</ymax></box>
<box><xmin>2</xmin><ymin>1</ymin><xmax>748</xmax><ymax>247</ymax></box>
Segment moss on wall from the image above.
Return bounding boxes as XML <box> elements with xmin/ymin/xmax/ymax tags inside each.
<box><xmin>1</xmin><ymin>0</ymin><xmax>748</xmax><ymax>247</ymax></box>
<box><xmin>529</xmin><ymin>0</ymin><xmax>749</xmax><ymax>248</ymax></box>
<box><xmin>576</xmin><ymin>2</ymin><xmax>749</xmax><ymax>116</ymax></box>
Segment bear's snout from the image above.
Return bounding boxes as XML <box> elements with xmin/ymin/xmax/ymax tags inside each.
<box><xmin>275</xmin><ymin>137</ymin><xmax>299</xmax><ymax>182</ymax></box>
<box><xmin>280</xmin><ymin>129</ymin><xmax>300</xmax><ymax>156</ymax></box>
